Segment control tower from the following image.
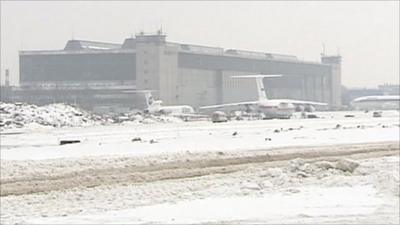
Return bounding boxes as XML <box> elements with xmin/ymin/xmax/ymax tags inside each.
<box><xmin>321</xmin><ymin>54</ymin><xmax>342</xmax><ymax>108</ymax></box>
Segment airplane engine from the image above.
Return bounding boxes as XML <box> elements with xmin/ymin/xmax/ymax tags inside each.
<box><xmin>305</xmin><ymin>105</ymin><xmax>315</xmax><ymax>112</ymax></box>
<box><xmin>159</xmin><ymin>109</ymin><xmax>170</xmax><ymax>115</ymax></box>
<box><xmin>295</xmin><ymin>105</ymin><xmax>305</xmax><ymax>112</ymax></box>
<box><xmin>244</xmin><ymin>104</ymin><xmax>255</xmax><ymax>113</ymax></box>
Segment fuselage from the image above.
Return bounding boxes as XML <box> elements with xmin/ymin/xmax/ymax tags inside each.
<box><xmin>159</xmin><ymin>105</ymin><xmax>195</xmax><ymax>115</ymax></box>
<box><xmin>257</xmin><ymin>100</ymin><xmax>295</xmax><ymax>119</ymax></box>
<box><xmin>145</xmin><ymin>96</ymin><xmax>195</xmax><ymax>115</ymax></box>
<box><xmin>147</xmin><ymin>103</ymin><xmax>194</xmax><ymax>115</ymax></box>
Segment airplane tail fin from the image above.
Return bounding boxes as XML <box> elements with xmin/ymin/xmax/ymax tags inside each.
<box><xmin>231</xmin><ymin>75</ymin><xmax>282</xmax><ymax>101</ymax></box>
<box><xmin>142</xmin><ymin>91</ymin><xmax>163</xmax><ymax>112</ymax></box>
<box><xmin>121</xmin><ymin>90</ymin><xmax>156</xmax><ymax>108</ymax></box>
<box><xmin>144</xmin><ymin>92</ymin><xmax>154</xmax><ymax>107</ymax></box>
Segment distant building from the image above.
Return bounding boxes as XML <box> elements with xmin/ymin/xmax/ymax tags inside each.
<box><xmin>378</xmin><ymin>84</ymin><xmax>400</xmax><ymax>95</ymax></box>
<box><xmin>342</xmin><ymin>84</ymin><xmax>400</xmax><ymax>107</ymax></box>
<box><xmin>0</xmin><ymin>69</ymin><xmax>12</xmax><ymax>103</ymax></box>
<box><xmin>10</xmin><ymin>31</ymin><xmax>342</xmax><ymax>112</ymax></box>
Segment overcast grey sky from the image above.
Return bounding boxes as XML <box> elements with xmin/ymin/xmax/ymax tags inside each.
<box><xmin>1</xmin><ymin>1</ymin><xmax>399</xmax><ymax>88</ymax></box>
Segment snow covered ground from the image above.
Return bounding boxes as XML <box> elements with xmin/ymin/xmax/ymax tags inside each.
<box><xmin>25</xmin><ymin>186</ymin><xmax>390</xmax><ymax>224</ymax></box>
<box><xmin>3</xmin><ymin>155</ymin><xmax>399</xmax><ymax>224</ymax></box>
<box><xmin>1</xmin><ymin>110</ymin><xmax>399</xmax><ymax>161</ymax></box>
<box><xmin>0</xmin><ymin>110</ymin><xmax>399</xmax><ymax>224</ymax></box>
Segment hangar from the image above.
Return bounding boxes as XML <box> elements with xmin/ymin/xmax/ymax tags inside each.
<box><xmin>15</xmin><ymin>31</ymin><xmax>342</xmax><ymax>112</ymax></box>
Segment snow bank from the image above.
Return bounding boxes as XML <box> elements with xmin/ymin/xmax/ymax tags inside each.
<box><xmin>0</xmin><ymin>102</ymin><xmax>107</xmax><ymax>130</ymax></box>
<box><xmin>0</xmin><ymin>102</ymin><xmax>185</xmax><ymax>131</ymax></box>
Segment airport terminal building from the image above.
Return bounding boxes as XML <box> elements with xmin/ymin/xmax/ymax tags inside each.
<box><xmin>14</xmin><ymin>32</ymin><xmax>342</xmax><ymax>112</ymax></box>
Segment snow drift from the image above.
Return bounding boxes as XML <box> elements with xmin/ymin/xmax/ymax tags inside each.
<box><xmin>0</xmin><ymin>102</ymin><xmax>184</xmax><ymax>131</ymax></box>
<box><xmin>0</xmin><ymin>102</ymin><xmax>107</xmax><ymax>130</ymax></box>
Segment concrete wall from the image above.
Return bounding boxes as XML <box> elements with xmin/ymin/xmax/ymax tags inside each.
<box><xmin>135</xmin><ymin>42</ymin><xmax>161</xmax><ymax>99</ymax></box>
<box><xmin>321</xmin><ymin>55</ymin><xmax>342</xmax><ymax>108</ymax></box>
<box><xmin>221</xmin><ymin>71</ymin><xmax>258</xmax><ymax>103</ymax></box>
<box><xmin>135</xmin><ymin>36</ymin><xmax>180</xmax><ymax>105</ymax></box>
<box><xmin>158</xmin><ymin>45</ymin><xmax>179</xmax><ymax>105</ymax></box>
<box><xmin>177</xmin><ymin>68</ymin><xmax>219</xmax><ymax>107</ymax></box>
<box><xmin>19</xmin><ymin>52</ymin><xmax>136</xmax><ymax>84</ymax></box>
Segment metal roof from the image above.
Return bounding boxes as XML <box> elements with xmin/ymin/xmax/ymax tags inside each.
<box><xmin>64</xmin><ymin>40</ymin><xmax>122</xmax><ymax>51</ymax></box>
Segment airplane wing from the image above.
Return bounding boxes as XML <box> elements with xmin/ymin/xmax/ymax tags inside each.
<box><xmin>200</xmin><ymin>101</ymin><xmax>258</xmax><ymax>109</ymax></box>
<box><xmin>276</xmin><ymin>99</ymin><xmax>328</xmax><ymax>106</ymax></box>
<box><xmin>171</xmin><ymin>113</ymin><xmax>209</xmax><ymax>118</ymax></box>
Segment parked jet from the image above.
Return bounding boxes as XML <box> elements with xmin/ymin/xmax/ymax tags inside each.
<box><xmin>351</xmin><ymin>95</ymin><xmax>400</xmax><ymax>110</ymax></box>
<box><xmin>143</xmin><ymin>91</ymin><xmax>195</xmax><ymax>115</ymax></box>
<box><xmin>200</xmin><ymin>75</ymin><xmax>328</xmax><ymax>119</ymax></box>
<box><xmin>123</xmin><ymin>90</ymin><xmax>196</xmax><ymax>116</ymax></box>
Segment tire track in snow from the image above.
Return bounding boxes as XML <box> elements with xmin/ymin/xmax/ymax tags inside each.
<box><xmin>1</xmin><ymin>141</ymin><xmax>398</xmax><ymax>196</ymax></box>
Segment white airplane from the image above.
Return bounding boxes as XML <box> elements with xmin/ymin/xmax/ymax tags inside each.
<box><xmin>351</xmin><ymin>95</ymin><xmax>400</xmax><ymax>110</ymax></box>
<box><xmin>200</xmin><ymin>75</ymin><xmax>328</xmax><ymax>119</ymax></box>
<box><xmin>143</xmin><ymin>91</ymin><xmax>195</xmax><ymax>115</ymax></box>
